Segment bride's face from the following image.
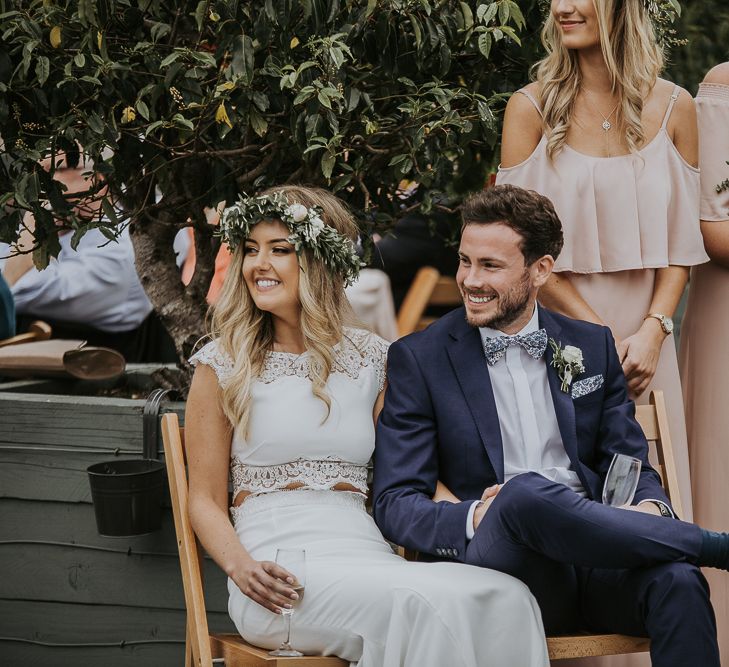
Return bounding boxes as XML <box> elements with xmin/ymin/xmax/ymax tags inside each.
<box><xmin>242</xmin><ymin>220</ymin><xmax>301</xmax><ymax>320</ymax></box>
<box><xmin>551</xmin><ymin>0</ymin><xmax>601</xmax><ymax>51</ymax></box>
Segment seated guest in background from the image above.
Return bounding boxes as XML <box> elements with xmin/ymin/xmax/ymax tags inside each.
<box><xmin>679</xmin><ymin>61</ymin><xmax>729</xmax><ymax>663</ymax></box>
<box><xmin>0</xmin><ymin>273</ymin><xmax>14</xmax><ymax>340</ymax></box>
<box><xmin>0</xmin><ymin>145</ymin><xmax>177</xmax><ymax>363</ymax></box>
<box><xmin>374</xmin><ymin>185</ymin><xmax>725</xmax><ymax>667</ymax></box>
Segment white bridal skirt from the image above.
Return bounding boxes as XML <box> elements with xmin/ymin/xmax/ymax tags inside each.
<box><xmin>229</xmin><ymin>490</ymin><xmax>549</xmax><ymax>667</ymax></box>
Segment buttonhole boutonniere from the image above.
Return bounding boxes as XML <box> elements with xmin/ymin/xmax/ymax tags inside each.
<box><xmin>549</xmin><ymin>339</ymin><xmax>585</xmax><ymax>393</ymax></box>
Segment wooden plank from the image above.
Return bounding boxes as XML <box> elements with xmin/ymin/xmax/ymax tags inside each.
<box><xmin>0</xmin><ymin>598</ymin><xmax>234</xmax><ymax>643</ymax></box>
<box><xmin>0</xmin><ymin>499</ymin><xmax>178</xmax><ymax>554</ymax></box>
<box><xmin>548</xmin><ymin>633</ymin><xmax>649</xmax><ymax>660</ymax></box>
<box><xmin>0</xmin><ymin>391</ymin><xmax>185</xmax><ymax>451</ymax></box>
<box><xmin>0</xmin><ymin>542</ymin><xmax>229</xmax><ymax>612</ymax></box>
<box><xmin>0</xmin><ymin>449</ymin><xmax>156</xmax><ymax>502</ymax></box>
<box><xmin>0</xmin><ymin>640</ymin><xmax>183</xmax><ymax>667</ymax></box>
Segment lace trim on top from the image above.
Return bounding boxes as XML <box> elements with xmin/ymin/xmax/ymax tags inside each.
<box><xmin>231</xmin><ymin>456</ymin><xmax>368</xmax><ymax>498</ymax></box>
<box><xmin>189</xmin><ymin>328</ymin><xmax>388</xmax><ymax>392</ymax></box>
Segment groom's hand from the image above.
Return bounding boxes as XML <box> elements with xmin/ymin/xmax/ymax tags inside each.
<box><xmin>473</xmin><ymin>485</ymin><xmax>502</xmax><ymax>532</ymax></box>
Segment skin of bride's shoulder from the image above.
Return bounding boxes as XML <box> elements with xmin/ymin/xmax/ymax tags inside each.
<box><xmin>703</xmin><ymin>62</ymin><xmax>729</xmax><ymax>85</ymax></box>
<box><xmin>500</xmin><ymin>82</ymin><xmax>543</xmax><ymax>168</ymax></box>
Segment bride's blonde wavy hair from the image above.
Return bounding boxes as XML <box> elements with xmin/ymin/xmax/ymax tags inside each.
<box><xmin>535</xmin><ymin>0</ymin><xmax>664</xmax><ymax>159</ymax></box>
<box><xmin>210</xmin><ymin>185</ymin><xmax>360</xmax><ymax>435</ymax></box>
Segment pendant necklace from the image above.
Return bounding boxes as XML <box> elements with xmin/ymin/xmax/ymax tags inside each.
<box><xmin>581</xmin><ymin>90</ymin><xmax>619</xmax><ymax>156</ymax></box>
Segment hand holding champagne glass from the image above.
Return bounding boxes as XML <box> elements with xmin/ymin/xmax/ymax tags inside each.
<box><xmin>602</xmin><ymin>453</ymin><xmax>642</xmax><ymax>507</ymax></box>
<box><xmin>269</xmin><ymin>548</ymin><xmax>306</xmax><ymax>657</ymax></box>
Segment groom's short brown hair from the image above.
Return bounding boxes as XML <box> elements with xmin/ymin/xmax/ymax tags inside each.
<box><xmin>461</xmin><ymin>184</ymin><xmax>564</xmax><ymax>265</ymax></box>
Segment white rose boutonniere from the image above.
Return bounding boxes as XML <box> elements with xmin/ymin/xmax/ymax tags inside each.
<box><xmin>549</xmin><ymin>339</ymin><xmax>585</xmax><ymax>393</ymax></box>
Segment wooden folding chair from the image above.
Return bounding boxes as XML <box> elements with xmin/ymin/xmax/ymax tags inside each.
<box><xmin>161</xmin><ymin>413</ymin><xmax>346</xmax><ymax>667</ymax></box>
<box><xmin>546</xmin><ymin>388</ymin><xmax>678</xmax><ymax>660</ymax></box>
<box><xmin>0</xmin><ymin>320</ymin><xmax>51</xmax><ymax>348</ymax></box>
<box><xmin>395</xmin><ymin>266</ymin><xmax>441</xmax><ymax>337</ymax></box>
<box><xmin>415</xmin><ymin>274</ymin><xmax>462</xmax><ymax>332</ymax></box>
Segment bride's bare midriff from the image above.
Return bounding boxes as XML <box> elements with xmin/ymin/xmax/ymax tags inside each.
<box><xmin>232</xmin><ymin>482</ymin><xmax>362</xmax><ymax>507</ymax></box>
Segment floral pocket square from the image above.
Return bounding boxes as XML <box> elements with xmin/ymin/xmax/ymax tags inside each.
<box><xmin>571</xmin><ymin>374</ymin><xmax>604</xmax><ymax>399</ymax></box>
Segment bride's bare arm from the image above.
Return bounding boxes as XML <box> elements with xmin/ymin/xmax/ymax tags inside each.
<box><xmin>186</xmin><ymin>364</ymin><xmax>298</xmax><ymax>614</ymax></box>
<box><xmin>433</xmin><ymin>481</ymin><xmax>461</xmax><ymax>503</ymax></box>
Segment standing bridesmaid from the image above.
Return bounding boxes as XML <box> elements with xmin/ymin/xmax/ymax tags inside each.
<box><xmin>496</xmin><ymin>0</ymin><xmax>708</xmax><ymax>544</ymax></box>
<box><xmin>680</xmin><ymin>61</ymin><xmax>729</xmax><ymax>665</ymax></box>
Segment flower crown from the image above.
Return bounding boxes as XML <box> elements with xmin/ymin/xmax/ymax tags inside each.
<box><xmin>218</xmin><ymin>192</ymin><xmax>363</xmax><ymax>287</ymax></box>
<box><xmin>540</xmin><ymin>0</ymin><xmax>683</xmax><ymax>48</ymax></box>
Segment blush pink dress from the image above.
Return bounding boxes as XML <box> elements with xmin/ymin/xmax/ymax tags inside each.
<box><xmin>679</xmin><ymin>81</ymin><xmax>729</xmax><ymax>665</ymax></box>
<box><xmin>497</xmin><ymin>86</ymin><xmax>709</xmax><ymax>667</ymax></box>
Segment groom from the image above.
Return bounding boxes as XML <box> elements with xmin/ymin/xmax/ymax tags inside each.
<box><xmin>372</xmin><ymin>184</ymin><xmax>722</xmax><ymax>666</ymax></box>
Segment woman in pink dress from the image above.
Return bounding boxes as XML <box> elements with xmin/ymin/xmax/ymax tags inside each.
<box><xmin>496</xmin><ymin>2</ymin><xmax>708</xmax><ymax>664</ymax></box>
<box><xmin>680</xmin><ymin>62</ymin><xmax>729</xmax><ymax>665</ymax></box>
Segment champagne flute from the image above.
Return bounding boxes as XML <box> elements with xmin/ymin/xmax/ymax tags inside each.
<box><xmin>269</xmin><ymin>548</ymin><xmax>306</xmax><ymax>657</ymax></box>
<box><xmin>602</xmin><ymin>453</ymin><xmax>642</xmax><ymax>507</ymax></box>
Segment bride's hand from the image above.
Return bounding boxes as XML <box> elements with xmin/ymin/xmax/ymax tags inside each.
<box><xmin>233</xmin><ymin>558</ymin><xmax>299</xmax><ymax>614</ymax></box>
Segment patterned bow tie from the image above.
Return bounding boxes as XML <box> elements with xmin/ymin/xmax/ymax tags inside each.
<box><xmin>483</xmin><ymin>328</ymin><xmax>548</xmax><ymax>365</ymax></box>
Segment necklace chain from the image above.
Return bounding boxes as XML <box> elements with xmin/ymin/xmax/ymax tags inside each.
<box><xmin>581</xmin><ymin>90</ymin><xmax>619</xmax><ymax>132</ymax></box>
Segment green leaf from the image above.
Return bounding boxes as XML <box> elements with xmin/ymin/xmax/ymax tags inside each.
<box><xmin>136</xmin><ymin>100</ymin><xmax>150</xmax><ymax>121</ymax></box>
<box><xmin>87</xmin><ymin>111</ymin><xmax>104</xmax><ymax>134</ymax></box>
<box><xmin>320</xmin><ymin>152</ymin><xmax>336</xmax><ymax>179</ymax></box>
<box><xmin>249</xmin><ymin>109</ymin><xmax>268</xmax><ymax>137</ymax></box>
<box><xmin>478</xmin><ymin>32</ymin><xmax>492</xmax><ymax>58</ymax></box>
<box><xmin>459</xmin><ymin>2</ymin><xmax>474</xmax><ymax>31</ymax></box>
<box><xmin>101</xmin><ymin>198</ymin><xmax>120</xmax><ymax>225</ymax></box>
<box><xmin>293</xmin><ymin>86</ymin><xmax>316</xmax><ymax>105</ymax></box>
<box><xmin>160</xmin><ymin>52</ymin><xmax>180</xmax><ymax>68</ymax></box>
<box><xmin>317</xmin><ymin>90</ymin><xmax>332</xmax><ymax>109</ymax></box>
<box><xmin>171</xmin><ymin>113</ymin><xmax>194</xmax><ymax>130</ymax></box>
<box><xmin>35</xmin><ymin>56</ymin><xmax>49</xmax><ymax>85</ymax></box>
<box><xmin>145</xmin><ymin>120</ymin><xmax>165</xmax><ymax>136</ymax></box>
<box><xmin>74</xmin><ymin>53</ymin><xmax>85</xmax><ymax>68</ymax></box>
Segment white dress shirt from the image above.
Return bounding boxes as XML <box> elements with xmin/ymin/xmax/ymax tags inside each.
<box><xmin>465</xmin><ymin>306</ymin><xmax>585</xmax><ymax>539</ymax></box>
<box><xmin>2</xmin><ymin>227</ymin><xmax>153</xmax><ymax>332</ymax></box>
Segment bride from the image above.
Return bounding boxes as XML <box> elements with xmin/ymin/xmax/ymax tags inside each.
<box><xmin>184</xmin><ymin>185</ymin><xmax>549</xmax><ymax>666</ymax></box>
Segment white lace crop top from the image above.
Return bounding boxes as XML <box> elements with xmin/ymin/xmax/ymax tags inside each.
<box><xmin>189</xmin><ymin>328</ymin><xmax>389</xmax><ymax>499</ymax></box>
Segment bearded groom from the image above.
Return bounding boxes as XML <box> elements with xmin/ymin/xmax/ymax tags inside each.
<box><xmin>372</xmin><ymin>184</ymin><xmax>724</xmax><ymax>667</ymax></box>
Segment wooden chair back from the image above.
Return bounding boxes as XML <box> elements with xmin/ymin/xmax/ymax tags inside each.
<box><xmin>547</xmin><ymin>389</ymin><xmax>676</xmax><ymax>660</ymax></box>
<box><xmin>396</xmin><ymin>267</ymin><xmax>440</xmax><ymax>337</ymax></box>
<box><xmin>0</xmin><ymin>320</ymin><xmax>52</xmax><ymax>349</ymax></box>
<box><xmin>415</xmin><ymin>275</ymin><xmax>462</xmax><ymax>332</ymax></box>
<box><xmin>160</xmin><ymin>412</ymin><xmax>347</xmax><ymax>667</ymax></box>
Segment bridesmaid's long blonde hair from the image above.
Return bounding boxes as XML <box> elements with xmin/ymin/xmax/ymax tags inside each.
<box><xmin>210</xmin><ymin>185</ymin><xmax>359</xmax><ymax>434</ymax></box>
<box><xmin>535</xmin><ymin>0</ymin><xmax>664</xmax><ymax>159</ymax></box>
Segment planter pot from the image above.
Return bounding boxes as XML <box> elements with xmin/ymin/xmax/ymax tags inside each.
<box><xmin>87</xmin><ymin>459</ymin><xmax>166</xmax><ymax>536</ymax></box>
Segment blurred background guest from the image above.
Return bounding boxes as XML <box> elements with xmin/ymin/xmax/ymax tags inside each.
<box><xmin>0</xmin><ymin>145</ymin><xmax>179</xmax><ymax>363</ymax></box>
<box><xmin>496</xmin><ymin>0</ymin><xmax>707</xmax><ymax>544</ymax></box>
<box><xmin>680</xmin><ymin>61</ymin><xmax>729</xmax><ymax>665</ymax></box>
<box><xmin>0</xmin><ymin>273</ymin><xmax>14</xmax><ymax>341</ymax></box>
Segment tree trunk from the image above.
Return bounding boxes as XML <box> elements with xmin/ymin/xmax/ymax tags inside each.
<box><xmin>128</xmin><ymin>204</ymin><xmax>210</xmax><ymax>384</ymax></box>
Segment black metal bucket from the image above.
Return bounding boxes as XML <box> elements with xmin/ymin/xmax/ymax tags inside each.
<box><xmin>87</xmin><ymin>459</ymin><xmax>166</xmax><ymax>536</ymax></box>
<box><xmin>87</xmin><ymin>389</ymin><xmax>172</xmax><ymax>536</ymax></box>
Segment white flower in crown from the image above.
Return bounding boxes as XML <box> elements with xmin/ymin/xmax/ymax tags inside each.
<box><xmin>549</xmin><ymin>339</ymin><xmax>586</xmax><ymax>393</ymax></box>
<box><xmin>287</xmin><ymin>203</ymin><xmax>308</xmax><ymax>223</ymax></box>
<box><xmin>308</xmin><ymin>215</ymin><xmax>325</xmax><ymax>241</ymax></box>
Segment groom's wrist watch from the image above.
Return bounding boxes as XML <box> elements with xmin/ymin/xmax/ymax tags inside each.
<box><xmin>648</xmin><ymin>500</ymin><xmax>675</xmax><ymax>519</ymax></box>
<box><xmin>645</xmin><ymin>313</ymin><xmax>674</xmax><ymax>335</ymax></box>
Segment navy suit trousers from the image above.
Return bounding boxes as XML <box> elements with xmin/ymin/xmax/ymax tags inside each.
<box><xmin>466</xmin><ymin>473</ymin><xmax>719</xmax><ymax>667</ymax></box>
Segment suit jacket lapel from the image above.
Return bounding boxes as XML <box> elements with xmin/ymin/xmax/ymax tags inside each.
<box><xmin>539</xmin><ymin>306</ymin><xmax>588</xmax><ymax>488</ymax></box>
<box><xmin>446</xmin><ymin>314</ymin><xmax>504</xmax><ymax>481</ymax></box>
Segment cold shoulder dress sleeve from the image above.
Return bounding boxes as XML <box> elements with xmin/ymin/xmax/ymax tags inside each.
<box><xmin>190</xmin><ymin>329</ymin><xmax>549</xmax><ymax>667</ymax></box>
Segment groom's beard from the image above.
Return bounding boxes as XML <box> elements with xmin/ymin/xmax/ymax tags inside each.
<box><xmin>464</xmin><ymin>270</ymin><xmax>532</xmax><ymax>330</ymax></box>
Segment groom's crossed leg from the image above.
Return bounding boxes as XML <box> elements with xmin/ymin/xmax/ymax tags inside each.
<box><xmin>465</xmin><ymin>473</ymin><xmax>719</xmax><ymax>667</ymax></box>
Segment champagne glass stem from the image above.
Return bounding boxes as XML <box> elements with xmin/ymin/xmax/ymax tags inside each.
<box><xmin>282</xmin><ymin>611</ymin><xmax>293</xmax><ymax>649</ymax></box>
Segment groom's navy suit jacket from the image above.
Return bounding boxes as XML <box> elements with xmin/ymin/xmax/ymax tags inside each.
<box><xmin>372</xmin><ymin>305</ymin><xmax>670</xmax><ymax>562</ymax></box>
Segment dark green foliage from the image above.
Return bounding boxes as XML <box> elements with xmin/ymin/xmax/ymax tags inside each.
<box><xmin>0</xmin><ymin>0</ymin><xmax>544</xmax><ymax>265</ymax></box>
<box><xmin>666</xmin><ymin>0</ymin><xmax>729</xmax><ymax>93</ymax></box>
